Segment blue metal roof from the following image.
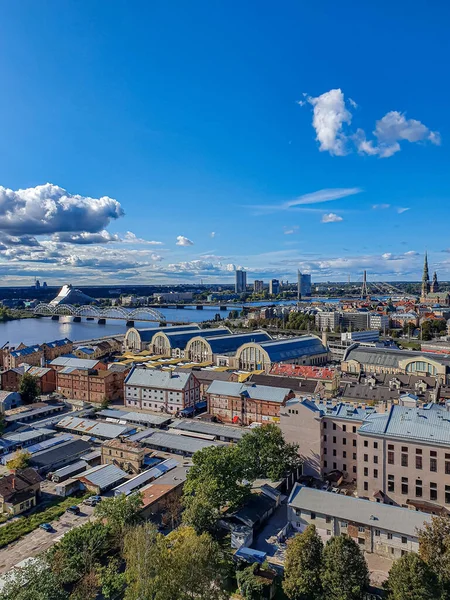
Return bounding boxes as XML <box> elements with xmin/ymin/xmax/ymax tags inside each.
<box><xmin>203</xmin><ymin>331</ymin><xmax>271</xmax><ymax>355</ymax></box>
<box><xmin>359</xmin><ymin>403</ymin><xmax>450</xmax><ymax>444</ymax></box>
<box><xmin>135</xmin><ymin>325</ymin><xmax>200</xmax><ymax>342</ymax></box>
<box><xmin>258</xmin><ymin>335</ymin><xmax>327</xmax><ymax>362</ymax></box>
<box><xmin>234</xmin><ymin>547</ymin><xmax>267</xmax><ymax>564</ymax></box>
<box><xmin>113</xmin><ymin>458</ymin><xmax>178</xmax><ymax>496</ymax></box>
<box><xmin>207</xmin><ymin>380</ymin><xmax>289</xmax><ymax>403</ymax></box>
<box><xmin>44</xmin><ymin>338</ymin><xmax>72</xmax><ymax>348</ymax></box>
<box><xmin>10</xmin><ymin>345</ymin><xmax>41</xmax><ymax>358</ymax></box>
<box><xmin>286</xmin><ymin>398</ymin><xmax>376</xmax><ymax>421</ymax></box>
<box><xmin>155</xmin><ymin>327</ymin><xmax>230</xmax><ymax>350</ymax></box>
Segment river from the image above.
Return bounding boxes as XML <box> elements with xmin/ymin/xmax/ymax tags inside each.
<box><xmin>0</xmin><ymin>297</ymin><xmax>389</xmax><ymax>347</ymax></box>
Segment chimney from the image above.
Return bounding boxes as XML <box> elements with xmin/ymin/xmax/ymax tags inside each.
<box><xmin>322</xmin><ymin>331</ymin><xmax>328</xmax><ymax>347</ymax></box>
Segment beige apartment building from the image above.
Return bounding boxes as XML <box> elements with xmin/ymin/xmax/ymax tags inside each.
<box><xmin>288</xmin><ymin>484</ymin><xmax>432</xmax><ymax>561</ymax></box>
<box><xmin>280</xmin><ymin>397</ymin><xmax>373</xmax><ymax>480</ymax></box>
<box><xmin>357</xmin><ymin>398</ymin><xmax>450</xmax><ymax>513</ymax></box>
<box><xmin>101</xmin><ymin>439</ymin><xmax>146</xmax><ymax>474</ymax></box>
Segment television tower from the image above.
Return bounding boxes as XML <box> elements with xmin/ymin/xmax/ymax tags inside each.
<box><xmin>361</xmin><ymin>270</ymin><xmax>368</xmax><ymax>298</ymax></box>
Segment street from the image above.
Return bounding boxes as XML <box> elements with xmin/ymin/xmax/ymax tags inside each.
<box><xmin>0</xmin><ymin>504</ymin><xmax>95</xmax><ymax>575</ymax></box>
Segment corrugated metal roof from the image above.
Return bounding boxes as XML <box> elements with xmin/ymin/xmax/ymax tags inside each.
<box><xmin>50</xmin><ymin>357</ymin><xmax>101</xmax><ymax>369</ymax></box>
<box><xmin>77</xmin><ymin>464</ymin><xmax>127</xmax><ymax>489</ymax></box>
<box><xmin>257</xmin><ymin>335</ymin><xmax>327</xmax><ymax>362</ymax></box>
<box><xmin>80</xmin><ymin>449</ymin><xmax>102</xmax><ymax>461</ymax></box>
<box><xmin>24</xmin><ymin>366</ymin><xmax>52</xmax><ymax>377</ymax></box>
<box><xmin>140</xmin><ymin>431</ymin><xmax>222</xmax><ymax>454</ymax></box>
<box><xmin>113</xmin><ymin>458</ymin><xmax>178</xmax><ymax>496</ymax></box>
<box><xmin>153</xmin><ymin>327</ymin><xmax>230</xmax><ymax>350</ymax></box>
<box><xmin>169</xmin><ymin>418</ymin><xmax>245</xmax><ymax>440</ymax></box>
<box><xmin>29</xmin><ymin>439</ymin><xmax>91</xmax><ymax>468</ymax></box>
<box><xmin>359</xmin><ymin>403</ymin><xmax>450</xmax><ymax>444</ymax></box>
<box><xmin>207</xmin><ymin>380</ymin><xmax>289</xmax><ymax>403</ymax></box>
<box><xmin>97</xmin><ymin>408</ymin><xmax>170</xmax><ymax>427</ymax></box>
<box><xmin>286</xmin><ymin>398</ymin><xmax>375</xmax><ymax>422</ymax></box>
<box><xmin>201</xmin><ymin>331</ymin><xmax>272</xmax><ymax>355</ymax></box>
<box><xmin>51</xmin><ymin>459</ymin><xmax>88</xmax><ymax>479</ymax></box>
<box><xmin>344</xmin><ymin>345</ymin><xmax>450</xmax><ymax>368</ymax></box>
<box><xmin>289</xmin><ymin>484</ymin><xmax>432</xmax><ymax>537</ymax></box>
<box><xmin>3</xmin><ymin>428</ymin><xmax>55</xmax><ymax>445</ymax></box>
<box><xmin>125</xmin><ymin>368</ymin><xmax>192</xmax><ymax>390</ymax></box>
<box><xmin>131</xmin><ymin>325</ymin><xmax>200</xmax><ymax>342</ymax></box>
<box><xmin>44</xmin><ymin>338</ymin><xmax>72</xmax><ymax>348</ymax></box>
<box><xmin>5</xmin><ymin>404</ymin><xmax>65</xmax><ymax>422</ymax></box>
<box><xmin>56</xmin><ymin>416</ymin><xmax>132</xmax><ymax>439</ymax></box>
<box><xmin>10</xmin><ymin>345</ymin><xmax>41</xmax><ymax>358</ymax></box>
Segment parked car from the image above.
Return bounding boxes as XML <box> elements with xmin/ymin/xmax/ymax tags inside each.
<box><xmin>84</xmin><ymin>496</ymin><xmax>102</xmax><ymax>506</ymax></box>
<box><xmin>39</xmin><ymin>523</ymin><xmax>53</xmax><ymax>532</ymax></box>
<box><xmin>66</xmin><ymin>505</ymin><xmax>80</xmax><ymax>515</ymax></box>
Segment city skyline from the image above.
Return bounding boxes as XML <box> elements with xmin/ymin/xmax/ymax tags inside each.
<box><xmin>0</xmin><ymin>2</ymin><xmax>448</xmax><ymax>285</ymax></box>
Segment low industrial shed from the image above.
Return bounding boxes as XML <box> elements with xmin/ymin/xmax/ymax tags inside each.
<box><xmin>137</xmin><ymin>430</ymin><xmax>223</xmax><ymax>457</ymax></box>
<box><xmin>76</xmin><ymin>464</ymin><xmax>127</xmax><ymax>494</ymax></box>
<box><xmin>55</xmin><ymin>416</ymin><xmax>134</xmax><ymax>440</ymax></box>
<box><xmin>29</xmin><ymin>439</ymin><xmax>92</xmax><ymax>473</ymax></box>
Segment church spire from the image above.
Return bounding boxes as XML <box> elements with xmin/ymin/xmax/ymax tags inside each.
<box><xmin>422</xmin><ymin>252</ymin><xmax>430</xmax><ymax>297</ymax></box>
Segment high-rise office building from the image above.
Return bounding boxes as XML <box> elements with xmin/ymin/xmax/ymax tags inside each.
<box><xmin>297</xmin><ymin>271</ymin><xmax>312</xmax><ymax>298</ymax></box>
<box><xmin>254</xmin><ymin>280</ymin><xmax>264</xmax><ymax>293</ymax></box>
<box><xmin>269</xmin><ymin>279</ymin><xmax>280</xmax><ymax>295</ymax></box>
<box><xmin>235</xmin><ymin>270</ymin><xmax>247</xmax><ymax>293</ymax></box>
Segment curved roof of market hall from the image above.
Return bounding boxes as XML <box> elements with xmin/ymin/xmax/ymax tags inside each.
<box><xmin>238</xmin><ymin>335</ymin><xmax>328</xmax><ymax>362</ymax></box>
<box><xmin>125</xmin><ymin>324</ymin><xmax>200</xmax><ymax>343</ymax></box>
<box><xmin>343</xmin><ymin>344</ymin><xmax>450</xmax><ymax>369</ymax></box>
<box><xmin>151</xmin><ymin>327</ymin><xmax>231</xmax><ymax>350</ymax></box>
<box><xmin>185</xmin><ymin>330</ymin><xmax>272</xmax><ymax>355</ymax></box>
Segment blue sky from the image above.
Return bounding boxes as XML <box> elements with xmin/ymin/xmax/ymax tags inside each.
<box><xmin>0</xmin><ymin>1</ymin><xmax>448</xmax><ymax>285</ymax></box>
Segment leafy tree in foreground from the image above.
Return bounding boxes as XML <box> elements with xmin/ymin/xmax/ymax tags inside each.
<box><xmin>94</xmin><ymin>491</ymin><xmax>143</xmax><ymax>546</ymax></box>
<box><xmin>385</xmin><ymin>552</ymin><xmax>442</xmax><ymax>600</ymax></box>
<box><xmin>283</xmin><ymin>524</ymin><xmax>323</xmax><ymax>600</ymax></box>
<box><xmin>6</xmin><ymin>450</ymin><xmax>31</xmax><ymax>471</ymax></box>
<box><xmin>2</xmin><ymin>556</ymin><xmax>68</xmax><ymax>600</ymax></box>
<box><xmin>123</xmin><ymin>524</ymin><xmax>230</xmax><ymax>600</ymax></box>
<box><xmin>321</xmin><ymin>535</ymin><xmax>369</xmax><ymax>600</ymax></box>
<box><xmin>97</xmin><ymin>557</ymin><xmax>126</xmax><ymax>599</ymax></box>
<box><xmin>238</xmin><ymin>422</ymin><xmax>300</xmax><ymax>481</ymax></box>
<box><xmin>19</xmin><ymin>373</ymin><xmax>40</xmax><ymax>404</ymax></box>
<box><xmin>418</xmin><ymin>515</ymin><xmax>450</xmax><ymax>593</ymax></box>
<box><xmin>182</xmin><ymin>483</ymin><xmax>220</xmax><ymax>534</ymax></box>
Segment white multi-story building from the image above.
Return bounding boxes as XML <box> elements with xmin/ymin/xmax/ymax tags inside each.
<box><xmin>124</xmin><ymin>368</ymin><xmax>200</xmax><ymax>414</ymax></box>
<box><xmin>288</xmin><ymin>484</ymin><xmax>432</xmax><ymax>561</ymax></box>
<box><xmin>315</xmin><ymin>311</ymin><xmax>341</xmax><ymax>332</ymax></box>
<box><xmin>369</xmin><ymin>314</ymin><xmax>390</xmax><ymax>331</ymax></box>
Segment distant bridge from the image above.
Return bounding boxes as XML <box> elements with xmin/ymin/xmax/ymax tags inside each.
<box><xmin>33</xmin><ymin>303</ymin><xmax>167</xmax><ymax>325</ymax></box>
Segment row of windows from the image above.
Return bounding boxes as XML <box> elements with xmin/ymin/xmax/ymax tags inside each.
<box><xmin>323</xmin><ymin>435</ymin><xmax>357</xmax><ymax>446</ymax></box>
<box><xmin>323</xmin><ymin>423</ymin><xmax>358</xmax><ymax>433</ymax></box>
<box><xmin>323</xmin><ymin>460</ymin><xmax>356</xmax><ymax>473</ymax></box>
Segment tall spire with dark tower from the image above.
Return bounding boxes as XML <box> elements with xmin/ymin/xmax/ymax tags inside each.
<box><xmin>431</xmin><ymin>271</ymin><xmax>439</xmax><ymax>293</ymax></box>
<box><xmin>422</xmin><ymin>252</ymin><xmax>430</xmax><ymax>298</ymax></box>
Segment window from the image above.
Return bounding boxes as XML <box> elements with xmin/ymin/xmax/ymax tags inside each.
<box><xmin>388</xmin><ymin>444</ymin><xmax>394</xmax><ymax>450</ymax></box>
<box><xmin>416</xmin><ymin>448</ymin><xmax>422</xmax><ymax>455</ymax></box>
<box><xmin>333</xmin><ymin>462</ymin><xmax>337</xmax><ymax>469</ymax></box>
<box><xmin>353</xmin><ymin>440</ymin><xmax>357</xmax><ymax>447</ymax></box>
<box><xmin>364</xmin><ymin>467</ymin><xmax>368</xmax><ymax>476</ymax></box>
<box><xmin>323</xmin><ymin>422</ymin><xmax>327</xmax><ymax>429</ymax></box>
<box><xmin>327</xmin><ymin>530</ymin><xmax>331</xmax><ymax>536</ymax></box>
<box><xmin>388</xmin><ymin>451</ymin><xmax>394</xmax><ymax>465</ymax></box>
<box><xmin>430</xmin><ymin>458</ymin><xmax>437</xmax><ymax>472</ymax></box>
<box><xmin>324</xmin><ymin>460</ymin><xmax>328</xmax><ymax>468</ymax></box>
<box><xmin>364</xmin><ymin>481</ymin><xmax>368</xmax><ymax>491</ymax></box>
<box><xmin>431</xmin><ymin>450</ymin><xmax>437</xmax><ymax>457</ymax></box>
<box><xmin>333</xmin><ymin>423</ymin><xmax>336</xmax><ymax>430</ymax></box>
<box><xmin>445</xmin><ymin>461</ymin><xmax>450</xmax><ymax>475</ymax></box>
<box><xmin>341</xmin><ymin>521</ymin><xmax>348</xmax><ymax>528</ymax></box>
<box><xmin>374</xmin><ymin>441</ymin><xmax>378</xmax><ymax>449</ymax></box>
<box><xmin>353</xmin><ymin>426</ymin><xmax>356</xmax><ymax>433</ymax></box>
<box><xmin>333</xmin><ymin>436</ymin><xmax>336</xmax><ymax>444</ymax></box>
<box><xmin>401</xmin><ymin>536</ymin><xmax>407</xmax><ymax>544</ymax></box>
<box><xmin>311</xmin><ymin>512</ymin><xmax>316</xmax><ymax>520</ymax></box>
<box><xmin>353</xmin><ymin>453</ymin><xmax>357</xmax><ymax>460</ymax></box>
<box><xmin>364</xmin><ymin>454</ymin><xmax>368</xmax><ymax>462</ymax></box>
<box><xmin>324</xmin><ymin>448</ymin><xmax>327</xmax><ymax>455</ymax></box>
<box><xmin>343</xmin><ymin>451</ymin><xmax>347</xmax><ymax>458</ymax></box>
<box><xmin>358</xmin><ymin>538</ymin><xmax>365</xmax><ymax>545</ymax></box>
<box><xmin>430</xmin><ymin>488</ymin><xmax>438</xmax><ymax>501</ymax></box>
<box><xmin>402</xmin><ymin>446</ymin><xmax>408</xmax><ymax>452</ymax></box>
<box><xmin>326</xmin><ymin>516</ymin><xmax>332</xmax><ymax>523</ymax></box>
<box><xmin>416</xmin><ymin>486</ymin><xmax>423</xmax><ymax>498</ymax></box>
<box><xmin>353</xmin><ymin>465</ymin><xmax>357</xmax><ymax>473</ymax></box>
<box><xmin>343</xmin><ymin>438</ymin><xmax>347</xmax><ymax>445</ymax></box>
<box><xmin>446</xmin><ymin>486</ymin><xmax>450</xmax><ymax>505</ymax></box>
<box><xmin>387</xmin><ymin>533</ymin><xmax>393</xmax><ymax>540</ymax></box>
<box><xmin>343</xmin><ymin>425</ymin><xmax>347</xmax><ymax>432</ymax></box>
<box><xmin>358</xmin><ymin>526</ymin><xmax>365</xmax><ymax>533</ymax></box>
<box><xmin>333</xmin><ymin>449</ymin><xmax>337</xmax><ymax>457</ymax></box>
<box><xmin>343</xmin><ymin>464</ymin><xmax>347</xmax><ymax>471</ymax></box>
<box><xmin>323</xmin><ymin>435</ymin><xmax>327</xmax><ymax>442</ymax></box>
<box><xmin>375</xmin><ymin>529</ymin><xmax>380</xmax><ymax>537</ymax></box>
<box><xmin>401</xmin><ymin>454</ymin><xmax>408</xmax><ymax>467</ymax></box>
<box><xmin>388</xmin><ymin>475</ymin><xmax>395</xmax><ymax>493</ymax></box>
<box><xmin>416</xmin><ymin>456</ymin><xmax>423</xmax><ymax>470</ymax></box>
<box><xmin>374</xmin><ymin>455</ymin><xmax>378</xmax><ymax>464</ymax></box>
<box><xmin>364</xmin><ymin>440</ymin><xmax>368</xmax><ymax>447</ymax></box>
<box><xmin>402</xmin><ymin>483</ymin><xmax>408</xmax><ymax>495</ymax></box>
<box><xmin>374</xmin><ymin>469</ymin><xmax>378</xmax><ymax>479</ymax></box>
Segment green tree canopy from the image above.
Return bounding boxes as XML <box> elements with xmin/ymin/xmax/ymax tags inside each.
<box><xmin>6</xmin><ymin>450</ymin><xmax>31</xmax><ymax>471</ymax></box>
<box><xmin>385</xmin><ymin>552</ymin><xmax>441</xmax><ymax>600</ymax></box>
<box><xmin>321</xmin><ymin>535</ymin><xmax>369</xmax><ymax>600</ymax></box>
<box><xmin>418</xmin><ymin>515</ymin><xmax>450</xmax><ymax>593</ymax></box>
<box><xmin>237</xmin><ymin>563</ymin><xmax>273</xmax><ymax>600</ymax></box>
<box><xmin>123</xmin><ymin>523</ymin><xmax>230</xmax><ymax>600</ymax></box>
<box><xmin>238</xmin><ymin>423</ymin><xmax>300</xmax><ymax>481</ymax></box>
<box><xmin>283</xmin><ymin>524</ymin><xmax>323</xmax><ymax>600</ymax></box>
<box><xmin>2</xmin><ymin>557</ymin><xmax>68</xmax><ymax>600</ymax></box>
<box><xmin>19</xmin><ymin>373</ymin><xmax>40</xmax><ymax>404</ymax></box>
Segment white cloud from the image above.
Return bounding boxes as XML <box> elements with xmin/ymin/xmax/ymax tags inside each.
<box><xmin>372</xmin><ymin>204</ymin><xmax>390</xmax><ymax>210</ymax></box>
<box><xmin>321</xmin><ymin>213</ymin><xmax>343</xmax><ymax>223</ymax></box>
<box><xmin>123</xmin><ymin>231</ymin><xmax>163</xmax><ymax>245</ymax></box>
<box><xmin>301</xmin><ymin>89</ymin><xmax>440</xmax><ymax>158</ymax></box>
<box><xmin>0</xmin><ymin>183</ymin><xmax>124</xmax><ymax>235</ymax></box>
<box><xmin>53</xmin><ymin>230</ymin><xmax>120</xmax><ymax>244</ymax></box>
<box><xmin>176</xmin><ymin>235</ymin><xmax>194</xmax><ymax>246</ymax></box>
<box><xmin>251</xmin><ymin>187</ymin><xmax>362</xmax><ymax>214</ymax></box>
<box><xmin>210</xmin><ymin>231</ymin><xmax>216</xmax><ymax>238</ymax></box>
<box><xmin>306</xmin><ymin>88</ymin><xmax>352</xmax><ymax>156</ymax></box>
<box><xmin>284</xmin><ymin>226</ymin><xmax>298</xmax><ymax>235</ymax></box>
<box><xmin>397</xmin><ymin>207</ymin><xmax>410</xmax><ymax>214</ymax></box>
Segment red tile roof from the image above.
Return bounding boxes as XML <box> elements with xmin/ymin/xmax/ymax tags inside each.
<box><xmin>269</xmin><ymin>364</ymin><xmax>336</xmax><ymax>380</ymax></box>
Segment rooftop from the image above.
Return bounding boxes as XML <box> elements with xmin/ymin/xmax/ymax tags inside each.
<box><xmin>344</xmin><ymin>345</ymin><xmax>450</xmax><ymax>368</ymax></box>
<box><xmin>257</xmin><ymin>335</ymin><xmax>327</xmax><ymax>362</ymax></box>
<box><xmin>125</xmin><ymin>367</ymin><xmax>193</xmax><ymax>390</ymax></box>
<box><xmin>50</xmin><ymin>356</ymin><xmax>102</xmax><ymax>369</ymax></box>
<box><xmin>207</xmin><ymin>380</ymin><xmax>290</xmax><ymax>403</ymax></box>
<box><xmin>10</xmin><ymin>345</ymin><xmax>41</xmax><ymax>358</ymax></box>
<box><xmin>130</xmin><ymin>324</ymin><xmax>200</xmax><ymax>343</ymax></box>
<box><xmin>55</xmin><ymin>416</ymin><xmax>133</xmax><ymax>439</ymax></box>
<box><xmin>168</xmin><ymin>418</ymin><xmax>245</xmax><ymax>441</ymax></box>
<box><xmin>154</xmin><ymin>327</ymin><xmax>230</xmax><ymax>350</ymax></box>
<box><xmin>248</xmin><ymin>373</ymin><xmax>317</xmax><ymax>395</ymax></box>
<box><xmin>137</xmin><ymin>430</ymin><xmax>223</xmax><ymax>454</ymax></box>
<box><xmin>97</xmin><ymin>408</ymin><xmax>170</xmax><ymax>427</ymax></box>
<box><xmin>77</xmin><ymin>463</ymin><xmax>127</xmax><ymax>489</ymax></box>
<box><xmin>202</xmin><ymin>331</ymin><xmax>271</xmax><ymax>355</ymax></box>
<box><xmin>270</xmin><ymin>364</ymin><xmax>336</xmax><ymax>380</ymax></box>
<box><xmin>289</xmin><ymin>484</ymin><xmax>433</xmax><ymax>537</ymax></box>
<box><xmin>102</xmin><ymin>438</ymin><xmax>144</xmax><ymax>452</ymax></box>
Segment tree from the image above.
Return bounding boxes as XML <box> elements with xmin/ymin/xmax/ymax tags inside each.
<box><xmin>97</xmin><ymin>558</ymin><xmax>125</xmax><ymax>600</ymax></box>
<box><xmin>19</xmin><ymin>373</ymin><xmax>40</xmax><ymax>404</ymax></box>
<box><xmin>94</xmin><ymin>492</ymin><xmax>143</xmax><ymax>546</ymax></box>
<box><xmin>418</xmin><ymin>515</ymin><xmax>450</xmax><ymax>593</ymax></box>
<box><xmin>160</xmin><ymin>493</ymin><xmax>182</xmax><ymax>529</ymax></box>
<box><xmin>100</xmin><ymin>396</ymin><xmax>110</xmax><ymax>410</ymax></box>
<box><xmin>321</xmin><ymin>535</ymin><xmax>369</xmax><ymax>600</ymax></box>
<box><xmin>238</xmin><ymin>423</ymin><xmax>301</xmax><ymax>481</ymax></box>
<box><xmin>385</xmin><ymin>553</ymin><xmax>441</xmax><ymax>600</ymax></box>
<box><xmin>48</xmin><ymin>521</ymin><xmax>111</xmax><ymax>585</ymax></box>
<box><xmin>124</xmin><ymin>523</ymin><xmax>230</xmax><ymax>600</ymax></box>
<box><xmin>2</xmin><ymin>556</ymin><xmax>68</xmax><ymax>600</ymax></box>
<box><xmin>182</xmin><ymin>484</ymin><xmax>221</xmax><ymax>534</ymax></box>
<box><xmin>283</xmin><ymin>525</ymin><xmax>323</xmax><ymax>600</ymax></box>
<box><xmin>6</xmin><ymin>450</ymin><xmax>31</xmax><ymax>471</ymax></box>
<box><xmin>236</xmin><ymin>563</ymin><xmax>270</xmax><ymax>599</ymax></box>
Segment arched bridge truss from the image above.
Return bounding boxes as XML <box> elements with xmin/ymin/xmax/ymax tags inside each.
<box><xmin>33</xmin><ymin>303</ymin><xmax>165</xmax><ymax>322</ymax></box>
